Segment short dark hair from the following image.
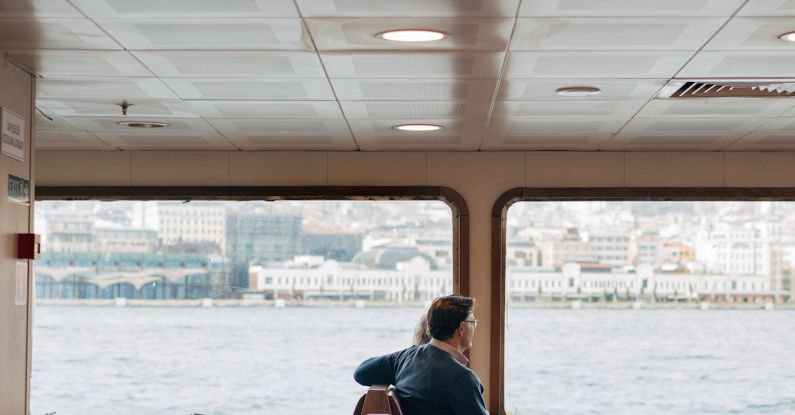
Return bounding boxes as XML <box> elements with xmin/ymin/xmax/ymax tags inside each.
<box><xmin>427</xmin><ymin>295</ymin><xmax>474</xmax><ymax>341</ymax></box>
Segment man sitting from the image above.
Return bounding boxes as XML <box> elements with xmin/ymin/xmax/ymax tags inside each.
<box><xmin>353</xmin><ymin>295</ymin><xmax>488</xmax><ymax>415</ymax></box>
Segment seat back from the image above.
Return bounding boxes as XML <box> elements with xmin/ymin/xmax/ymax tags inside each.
<box><xmin>353</xmin><ymin>385</ymin><xmax>404</xmax><ymax>415</ymax></box>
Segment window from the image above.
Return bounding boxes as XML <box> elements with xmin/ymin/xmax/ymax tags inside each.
<box><xmin>32</xmin><ymin>199</ymin><xmax>454</xmax><ymax>415</ymax></box>
<box><xmin>505</xmin><ymin>201</ymin><xmax>795</xmax><ymax>414</ymax></box>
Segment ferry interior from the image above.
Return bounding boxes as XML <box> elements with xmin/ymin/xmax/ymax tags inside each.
<box><xmin>3</xmin><ymin>0</ymin><xmax>795</xmax><ymax>414</ymax></box>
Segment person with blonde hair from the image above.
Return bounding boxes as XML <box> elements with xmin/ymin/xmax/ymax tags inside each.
<box><xmin>412</xmin><ymin>313</ymin><xmax>431</xmax><ymax>345</ymax></box>
<box><xmin>354</xmin><ymin>295</ymin><xmax>487</xmax><ymax>415</ymax></box>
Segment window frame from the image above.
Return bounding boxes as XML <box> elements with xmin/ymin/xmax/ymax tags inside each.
<box><xmin>490</xmin><ymin>187</ymin><xmax>795</xmax><ymax>415</ymax></box>
<box><xmin>37</xmin><ymin>185</ymin><xmax>469</xmax><ymax>296</ymax></box>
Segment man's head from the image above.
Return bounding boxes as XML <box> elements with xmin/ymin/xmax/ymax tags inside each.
<box><xmin>427</xmin><ymin>295</ymin><xmax>477</xmax><ymax>349</ymax></box>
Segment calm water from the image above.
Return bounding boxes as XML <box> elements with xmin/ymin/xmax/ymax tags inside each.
<box><xmin>31</xmin><ymin>306</ymin><xmax>795</xmax><ymax>415</ymax></box>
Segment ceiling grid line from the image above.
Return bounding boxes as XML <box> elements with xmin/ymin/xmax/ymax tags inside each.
<box><xmin>476</xmin><ymin>0</ymin><xmax>523</xmax><ymax>151</ymax></box>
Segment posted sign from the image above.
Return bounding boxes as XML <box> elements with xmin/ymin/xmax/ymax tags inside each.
<box><xmin>1</xmin><ymin>107</ymin><xmax>25</xmax><ymax>161</ymax></box>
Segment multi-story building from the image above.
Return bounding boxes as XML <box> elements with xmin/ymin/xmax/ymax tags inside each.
<box><xmin>158</xmin><ymin>202</ymin><xmax>226</xmax><ymax>253</ymax></box>
<box><xmin>227</xmin><ymin>211</ymin><xmax>302</xmax><ymax>289</ymax></box>
<box><xmin>94</xmin><ymin>223</ymin><xmax>159</xmax><ymax>253</ymax></box>
<box><xmin>587</xmin><ymin>229</ymin><xmax>632</xmax><ymax>266</ymax></box>
<box><xmin>44</xmin><ymin>214</ymin><xmax>94</xmax><ymax>253</ymax></box>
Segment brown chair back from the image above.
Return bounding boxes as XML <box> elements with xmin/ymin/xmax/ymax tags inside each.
<box><xmin>353</xmin><ymin>385</ymin><xmax>404</xmax><ymax>415</ymax></box>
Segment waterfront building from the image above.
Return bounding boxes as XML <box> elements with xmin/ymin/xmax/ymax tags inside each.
<box><xmin>249</xmin><ymin>256</ymin><xmax>449</xmax><ymax>302</ymax></box>
<box><xmin>507</xmin><ymin>263</ymin><xmax>774</xmax><ymax>303</ymax></box>
<box><xmin>227</xmin><ymin>210</ymin><xmax>302</xmax><ymax>289</ymax></box>
<box><xmin>94</xmin><ymin>222</ymin><xmax>159</xmax><ymax>253</ymax></box>
<box><xmin>158</xmin><ymin>201</ymin><xmax>227</xmax><ymax>254</ymax></box>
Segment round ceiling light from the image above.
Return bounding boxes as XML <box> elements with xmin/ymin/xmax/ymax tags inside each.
<box><xmin>378</xmin><ymin>30</ymin><xmax>446</xmax><ymax>42</ymax></box>
<box><xmin>555</xmin><ymin>86</ymin><xmax>602</xmax><ymax>97</ymax></box>
<box><xmin>116</xmin><ymin>121</ymin><xmax>170</xmax><ymax>128</ymax></box>
<box><xmin>393</xmin><ymin>124</ymin><xmax>444</xmax><ymax>132</ymax></box>
<box><xmin>778</xmin><ymin>31</ymin><xmax>795</xmax><ymax>42</ymax></box>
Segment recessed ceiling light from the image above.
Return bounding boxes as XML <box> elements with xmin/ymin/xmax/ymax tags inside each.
<box><xmin>116</xmin><ymin>121</ymin><xmax>170</xmax><ymax>128</ymax></box>
<box><xmin>778</xmin><ymin>31</ymin><xmax>795</xmax><ymax>42</ymax></box>
<box><xmin>393</xmin><ymin>124</ymin><xmax>443</xmax><ymax>132</ymax></box>
<box><xmin>378</xmin><ymin>30</ymin><xmax>446</xmax><ymax>42</ymax></box>
<box><xmin>555</xmin><ymin>86</ymin><xmax>602</xmax><ymax>97</ymax></box>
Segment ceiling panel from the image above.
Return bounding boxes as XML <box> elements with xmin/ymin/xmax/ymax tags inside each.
<box><xmin>332</xmin><ymin>79</ymin><xmax>498</xmax><ymax>100</ymax></box>
<box><xmin>497</xmin><ymin>78</ymin><xmax>666</xmax><ymax>100</ymax></box>
<box><xmin>63</xmin><ymin>117</ymin><xmax>218</xmax><ymax>134</ymax></box>
<box><xmin>639</xmin><ymin>98</ymin><xmax>795</xmax><ymax>118</ymax></box>
<box><xmin>132</xmin><ymin>51</ymin><xmax>325</xmax><ymax>78</ymax></box>
<box><xmin>19</xmin><ymin>1</ymin><xmax>795</xmax><ymax>152</ymax></box>
<box><xmin>95</xmin><ymin>19</ymin><xmax>311</xmax><ymax>50</ymax></box>
<box><xmin>306</xmin><ymin>18</ymin><xmax>514</xmax><ymax>51</ymax></box>
<box><xmin>348</xmin><ymin>118</ymin><xmax>484</xmax><ymax>151</ymax></box>
<box><xmin>492</xmin><ymin>100</ymin><xmax>646</xmax><ymax>118</ymax></box>
<box><xmin>184</xmin><ymin>101</ymin><xmax>343</xmax><ymax>118</ymax></box>
<box><xmin>727</xmin><ymin>132</ymin><xmax>795</xmax><ymax>151</ymax></box>
<box><xmin>679</xmin><ymin>51</ymin><xmax>795</xmax><ymax>77</ymax></box>
<box><xmin>35</xmin><ymin>111</ymin><xmax>83</xmax><ymax>131</ymax></box>
<box><xmin>510</xmin><ymin>18</ymin><xmax>724</xmax><ymax>51</ymax></box>
<box><xmin>37</xmin><ymin>99</ymin><xmax>198</xmax><ymax>118</ymax></box>
<box><xmin>704</xmin><ymin>17</ymin><xmax>795</xmax><ymax>50</ymax></box>
<box><xmin>0</xmin><ymin>18</ymin><xmax>121</xmax><ymax>49</ymax></box>
<box><xmin>340</xmin><ymin>101</ymin><xmax>491</xmax><ymax>118</ymax></box>
<box><xmin>504</xmin><ymin>52</ymin><xmax>692</xmax><ymax>78</ymax></box>
<box><xmin>322</xmin><ymin>52</ymin><xmax>505</xmax><ymax>78</ymax></box>
<box><xmin>0</xmin><ymin>0</ymin><xmax>81</xmax><ymax>17</ymax></box>
<box><xmin>8</xmin><ymin>50</ymin><xmax>152</xmax><ymax>77</ymax></box>
<box><xmin>296</xmin><ymin>0</ymin><xmax>519</xmax><ymax>17</ymax></box>
<box><xmin>621</xmin><ymin>117</ymin><xmax>769</xmax><ymax>134</ymax></box>
<box><xmin>603</xmin><ymin>132</ymin><xmax>742</xmax><ymax>150</ymax></box>
<box><xmin>738</xmin><ymin>0</ymin><xmax>795</xmax><ymax>16</ymax></box>
<box><xmin>519</xmin><ymin>0</ymin><xmax>743</xmax><ymax>17</ymax></box>
<box><xmin>37</xmin><ymin>78</ymin><xmax>178</xmax><ymax>100</ymax></box>
<box><xmin>95</xmin><ymin>132</ymin><xmax>238</xmax><ymax>150</ymax></box>
<box><xmin>208</xmin><ymin>118</ymin><xmax>356</xmax><ymax>150</ymax></box>
<box><xmin>162</xmin><ymin>78</ymin><xmax>335</xmax><ymax>100</ymax></box>
<box><xmin>71</xmin><ymin>0</ymin><xmax>298</xmax><ymax>17</ymax></box>
<box><xmin>481</xmin><ymin>133</ymin><xmax>612</xmax><ymax>150</ymax></box>
<box><xmin>36</xmin><ymin>130</ymin><xmax>116</xmax><ymax>150</ymax></box>
<box><xmin>486</xmin><ymin>117</ymin><xmax>628</xmax><ymax>134</ymax></box>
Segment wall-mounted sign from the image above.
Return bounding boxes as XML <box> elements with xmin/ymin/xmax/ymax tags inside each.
<box><xmin>8</xmin><ymin>174</ymin><xmax>30</xmax><ymax>205</ymax></box>
<box><xmin>1</xmin><ymin>107</ymin><xmax>25</xmax><ymax>161</ymax></box>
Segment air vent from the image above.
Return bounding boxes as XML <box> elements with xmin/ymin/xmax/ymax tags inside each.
<box><xmin>658</xmin><ymin>80</ymin><xmax>795</xmax><ymax>98</ymax></box>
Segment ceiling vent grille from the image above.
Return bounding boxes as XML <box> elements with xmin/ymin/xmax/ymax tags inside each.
<box><xmin>658</xmin><ymin>80</ymin><xmax>795</xmax><ymax>98</ymax></box>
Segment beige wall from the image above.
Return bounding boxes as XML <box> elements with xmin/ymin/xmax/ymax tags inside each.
<box><xmin>34</xmin><ymin>149</ymin><xmax>795</xmax><ymax>408</ymax></box>
<box><xmin>1</xmin><ymin>64</ymin><xmax>34</xmax><ymax>414</ymax></box>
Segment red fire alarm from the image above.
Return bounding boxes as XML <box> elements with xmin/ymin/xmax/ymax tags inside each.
<box><xmin>17</xmin><ymin>234</ymin><xmax>40</xmax><ymax>260</ymax></box>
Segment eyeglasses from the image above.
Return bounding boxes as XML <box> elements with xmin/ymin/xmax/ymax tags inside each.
<box><xmin>465</xmin><ymin>319</ymin><xmax>478</xmax><ymax>327</ymax></box>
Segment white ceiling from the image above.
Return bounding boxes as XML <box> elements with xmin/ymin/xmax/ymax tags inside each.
<box><xmin>4</xmin><ymin>0</ymin><xmax>795</xmax><ymax>151</ymax></box>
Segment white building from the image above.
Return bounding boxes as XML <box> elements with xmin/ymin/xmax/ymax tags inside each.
<box><xmin>249</xmin><ymin>259</ymin><xmax>451</xmax><ymax>302</ymax></box>
<box><xmin>507</xmin><ymin>263</ymin><xmax>771</xmax><ymax>301</ymax></box>
<box><xmin>158</xmin><ymin>202</ymin><xmax>227</xmax><ymax>253</ymax></box>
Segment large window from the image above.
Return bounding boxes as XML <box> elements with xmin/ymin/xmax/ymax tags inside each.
<box><xmin>32</xmin><ymin>199</ymin><xmax>454</xmax><ymax>415</ymax></box>
<box><xmin>505</xmin><ymin>201</ymin><xmax>795</xmax><ymax>414</ymax></box>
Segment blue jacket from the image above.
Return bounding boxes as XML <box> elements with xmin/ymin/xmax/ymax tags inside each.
<box><xmin>353</xmin><ymin>344</ymin><xmax>489</xmax><ymax>415</ymax></box>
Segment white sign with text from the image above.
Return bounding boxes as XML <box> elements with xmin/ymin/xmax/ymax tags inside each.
<box><xmin>1</xmin><ymin>107</ymin><xmax>25</xmax><ymax>161</ymax></box>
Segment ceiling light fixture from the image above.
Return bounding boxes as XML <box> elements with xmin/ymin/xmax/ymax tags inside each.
<box><xmin>555</xmin><ymin>86</ymin><xmax>602</xmax><ymax>97</ymax></box>
<box><xmin>778</xmin><ymin>31</ymin><xmax>795</xmax><ymax>42</ymax></box>
<box><xmin>393</xmin><ymin>124</ymin><xmax>443</xmax><ymax>132</ymax></box>
<box><xmin>378</xmin><ymin>29</ymin><xmax>446</xmax><ymax>42</ymax></box>
<box><xmin>116</xmin><ymin>121</ymin><xmax>170</xmax><ymax>128</ymax></box>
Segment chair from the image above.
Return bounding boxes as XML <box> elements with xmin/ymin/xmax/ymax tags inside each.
<box><xmin>353</xmin><ymin>384</ymin><xmax>404</xmax><ymax>415</ymax></box>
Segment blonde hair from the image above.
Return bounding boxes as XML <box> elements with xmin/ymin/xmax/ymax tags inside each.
<box><xmin>412</xmin><ymin>313</ymin><xmax>431</xmax><ymax>345</ymax></box>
